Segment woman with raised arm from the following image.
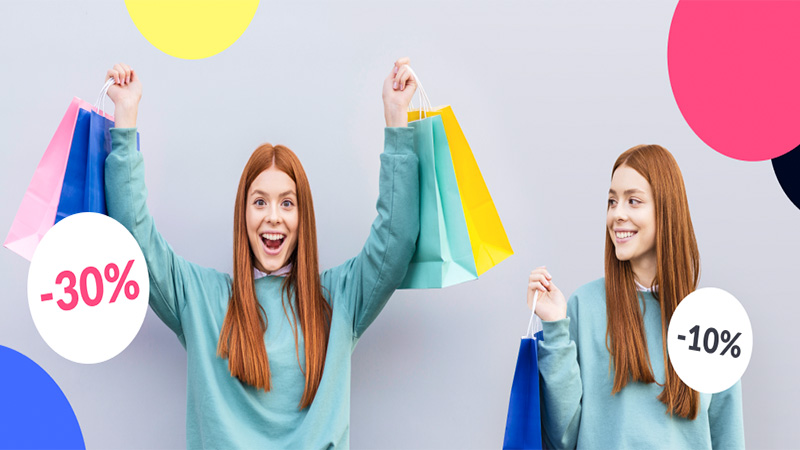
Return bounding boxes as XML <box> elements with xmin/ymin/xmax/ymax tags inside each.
<box><xmin>104</xmin><ymin>59</ymin><xmax>419</xmax><ymax>449</ymax></box>
<box><xmin>528</xmin><ymin>145</ymin><xmax>744</xmax><ymax>449</ymax></box>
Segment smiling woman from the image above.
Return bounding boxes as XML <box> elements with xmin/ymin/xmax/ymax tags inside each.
<box><xmin>525</xmin><ymin>145</ymin><xmax>744</xmax><ymax>449</ymax></box>
<box><xmin>223</xmin><ymin>144</ymin><xmax>329</xmax><ymax>406</ymax></box>
<box><xmin>242</xmin><ymin>149</ymin><xmax>301</xmax><ymax>274</ymax></box>
<box><xmin>101</xmin><ymin>59</ymin><xmax>420</xmax><ymax>449</ymax></box>
<box><xmin>606</xmin><ymin>167</ymin><xmax>657</xmax><ymax>278</ymax></box>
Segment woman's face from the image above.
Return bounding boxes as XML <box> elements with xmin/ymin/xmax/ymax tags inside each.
<box><xmin>246</xmin><ymin>166</ymin><xmax>299</xmax><ymax>273</ymax></box>
<box><xmin>607</xmin><ymin>165</ymin><xmax>657</xmax><ymax>268</ymax></box>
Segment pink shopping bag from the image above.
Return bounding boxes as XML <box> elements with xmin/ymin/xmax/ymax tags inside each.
<box><xmin>4</xmin><ymin>97</ymin><xmax>94</xmax><ymax>260</ymax></box>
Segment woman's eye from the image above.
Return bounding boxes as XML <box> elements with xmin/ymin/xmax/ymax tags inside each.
<box><xmin>629</xmin><ymin>198</ymin><xmax>641</xmax><ymax>205</ymax></box>
<box><xmin>608</xmin><ymin>198</ymin><xmax>617</xmax><ymax>206</ymax></box>
<box><xmin>281</xmin><ymin>200</ymin><xmax>294</xmax><ymax>208</ymax></box>
<box><xmin>255</xmin><ymin>199</ymin><xmax>266</xmax><ymax>206</ymax></box>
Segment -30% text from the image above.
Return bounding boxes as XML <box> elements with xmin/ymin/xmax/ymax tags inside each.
<box><xmin>40</xmin><ymin>260</ymin><xmax>140</xmax><ymax>311</ymax></box>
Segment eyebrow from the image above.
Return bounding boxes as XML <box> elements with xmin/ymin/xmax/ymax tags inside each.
<box><xmin>608</xmin><ymin>188</ymin><xmax>646</xmax><ymax>196</ymax></box>
<box><xmin>250</xmin><ymin>189</ymin><xmax>297</xmax><ymax>197</ymax></box>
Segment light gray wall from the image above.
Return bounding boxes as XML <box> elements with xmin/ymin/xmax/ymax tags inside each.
<box><xmin>0</xmin><ymin>1</ymin><xmax>797</xmax><ymax>448</ymax></box>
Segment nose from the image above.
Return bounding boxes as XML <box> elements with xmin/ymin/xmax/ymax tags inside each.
<box><xmin>266</xmin><ymin>203</ymin><xmax>282</xmax><ymax>224</ymax></box>
<box><xmin>612</xmin><ymin>204</ymin><xmax>628</xmax><ymax>222</ymax></box>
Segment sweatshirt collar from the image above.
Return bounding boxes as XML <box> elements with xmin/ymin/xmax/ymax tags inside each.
<box><xmin>635</xmin><ymin>280</ymin><xmax>658</xmax><ymax>293</ymax></box>
<box><xmin>254</xmin><ymin>263</ymin><xmax>292</xmax><ymax>279</ymax></box>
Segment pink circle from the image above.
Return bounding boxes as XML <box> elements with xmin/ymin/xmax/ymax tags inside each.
<box><xmin>668</xmin><ymin>0</ymin><xmax>800</xmax><ymax>161</ymax></box>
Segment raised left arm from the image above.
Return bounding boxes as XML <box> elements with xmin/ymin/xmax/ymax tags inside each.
<box><xmin>320</xmin><ymin>58</ymin><xmax>420</xmax><ymax>338</ymax></box>
<box><xmin>322</xmin><ymin>126</ymin><xmax>419</xmax><ymax>338</ymax></box>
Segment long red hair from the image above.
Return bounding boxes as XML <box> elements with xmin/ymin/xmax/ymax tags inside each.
<box><xmin>217</xmin><ymin>143</ymin><xmax>332</xmax><ymax>409</ymax></box>
<box><xmin>604</xmin><ymin>144</ymin><xmax>701</xmax><ymax>419</ymax></box>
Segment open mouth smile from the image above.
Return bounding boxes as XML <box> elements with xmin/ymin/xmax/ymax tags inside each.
<box><xmin>260</xmin><ymin>232</ymin><xmax>286</xmax><ymax>255</ymax></box>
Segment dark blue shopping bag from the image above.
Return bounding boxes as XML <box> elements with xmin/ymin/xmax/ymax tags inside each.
<box><xmin>55</xmin><ymin>109</ymin><xmax>138</xmax><ymax>222</ymax></box>
<box><xmin>503</xmin><ymin>309</ymin><xmax>544</xmax><ymax>450</ymax></box>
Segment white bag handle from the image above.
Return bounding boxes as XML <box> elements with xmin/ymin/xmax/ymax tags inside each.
<box><xmin>403</xmin><ymin>65</ymin><xmax>433</xmax><ymax>119</ymax></box>
<box><xmin>94</xmin><ymin>77</ymin><xmax>116</xmax><ymax>116</ymax></box>
<box><xmin>525</xmin><ymin>290</ymin><xmax>543</xmax><ymax>339</ymax></box>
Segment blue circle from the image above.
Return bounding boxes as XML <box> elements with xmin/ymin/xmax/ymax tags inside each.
<box><xmin>0</xmin><ymin>345</ymin><xmax>84</xmax><ymax>449</ymax></box>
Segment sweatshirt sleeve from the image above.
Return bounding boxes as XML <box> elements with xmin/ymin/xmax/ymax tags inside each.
<box><xmin>538</xmin><ymin>304</ymin><xmax>583</xmax><ymax>450</ymax></box>
<box><xmin>708</xmin><ymin>380</ymin><xmax>745</xmax><ymax>449</ymax></box>
<box><xmin>321</xmin><ymin>127</ymin><xmax>419</xmax><ymax>339</ymax></box>
<box><xmin>104</xmin><ymin>128</ymin><xmax>205</xmax><ymax>343</ymax></box>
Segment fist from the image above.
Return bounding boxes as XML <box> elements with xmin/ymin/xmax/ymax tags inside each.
<box><xmin>527</xmin><ymin>266</ymin><xmax>568</xmax><ymax>322</ymax></box>
<box><xmin>382</xmin><ymin>57</ymin><xmax>417</xmax><ymax>127</ymax></box>
<box><xmin>105</xmin><ymin>63</ymin><xmax>142</xmax><ymax>107</ymax></box>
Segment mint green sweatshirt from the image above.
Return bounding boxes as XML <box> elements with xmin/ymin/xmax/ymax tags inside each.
<box><xmin>538</xmin><ymin>278</ymin><xmax>744</xmax><ymax>449</ymax></box>
<box><xmin>105</xmin><ymin>127</ymin><xmax>419</xmax><ymax>449</ymax></box>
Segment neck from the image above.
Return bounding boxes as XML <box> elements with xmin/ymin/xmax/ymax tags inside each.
<box><xmin>631</xmin><ymin>253</ymin><xmax>657</xmax><ymax>287</ymax></box>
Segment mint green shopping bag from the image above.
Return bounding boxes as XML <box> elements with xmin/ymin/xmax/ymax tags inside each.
<box><xmin>400</xmin><ymin>114</ymin><xmax>477</xmax><ymax>288</ymax></box>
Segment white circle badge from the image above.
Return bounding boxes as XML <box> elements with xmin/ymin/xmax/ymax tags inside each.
<box><xmin>667</xmin><ymin>287</ymin><xmax>753</xmax><ymax>394</ymax></box>
<box><xmin>27</xmin><ymin>213</ymin><xmax>149</xmax><ymax>364</ymax></box>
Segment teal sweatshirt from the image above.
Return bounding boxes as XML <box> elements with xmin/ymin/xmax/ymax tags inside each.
<box><xmin>105</xmin><ymin>127</ymin><xmax>419</xmax><ymax>449</ymax></box>
<box><xmin>538</xmin><ymin>278</ymin><xmax>744</xmax><ymax>449</ymax></box>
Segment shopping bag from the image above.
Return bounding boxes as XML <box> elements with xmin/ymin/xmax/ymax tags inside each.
<box><xmin>5</xmin><ymin>78</ymin><xmax>134</xmax><ymax>260</ymax></box>
<box><xmin>503</xmin><ymin>293</ymin><xmax>544</xmax><ymax>450</ymax></box>
<box><xmin>4</xmin><ymin>97</ymin><xmax>94</xmax><ymax>260</ymax></box>
<box><xmin>56</xmin><ymin>108</ymin><xmax>118</xmax><ymax>222</ymax></box>
<box><xmin>409</xmin><ymin>105</ymin><xmax>513</xmax><ymax>276</ymax></box>
<box><xmin>84</xmin><ymin>110</ymin><xmax>117</xmax><ymax>213</ymax></box>
<box><xmin>400</xmin><ymin>114</ymin><xmax>477</xmax><ymax>288</ymax></box>
<box><xmin>55</xmin><ymin>107</ymin><xmax>92</xmax><ymax>223</ymax></box>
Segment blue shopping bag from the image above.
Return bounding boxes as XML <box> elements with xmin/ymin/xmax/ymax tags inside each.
<box><xmin>503</xmin><ymin>302</ymin><xmax>544</xmax><ymax>450</ymax></box>
<box><xmin>84</xmin><ymin>110</ymin><xmax>116</xmax><ymax>213</ymax></box>
<box><xmin>55</xmin><ymin>108</ymin><xmax>138</xmax><ymax>223</ymax></box>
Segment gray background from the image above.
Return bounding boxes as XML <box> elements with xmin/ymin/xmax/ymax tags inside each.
<box><xmin>1</xmin><ymin>1</ymin><xmax>797</xmax><ymax>448</ymax></box>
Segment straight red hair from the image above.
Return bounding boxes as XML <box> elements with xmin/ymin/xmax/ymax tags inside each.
<box><xmin>217</xmin><ymin>143</ymin><xmax>332</xmax><ymax>409</ymax></box>
<box><xmin>604</xmin><ymin>144</ymin><xmax>701</xmax><ymax>419</ymax></box>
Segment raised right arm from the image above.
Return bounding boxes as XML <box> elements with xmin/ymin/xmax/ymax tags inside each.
<box><xmin>106</xmin><ymin>128</ymin><xmax>194</xmax><ymax>340</ymax></box>
<box><xmin>103</xmin><ymin>64</ymin><xmax>201</xmax><ymax>342</ymax></box>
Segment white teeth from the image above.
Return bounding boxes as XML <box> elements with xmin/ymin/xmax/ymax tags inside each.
<box><xmin>615</xmin><ymin>231</ymin><xmax>635</xmax><ymax>239</ymax></box>
<box><xmin>261</xmin><ymin>233</ymin><xmax>285</xmax><ymax>241</ymax></box>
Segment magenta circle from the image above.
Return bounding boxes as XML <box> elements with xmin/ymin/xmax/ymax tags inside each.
<box><xmin>668</xmin><ymin>0</ymin><xmax>800</xmax><ymax>161</ymax></box>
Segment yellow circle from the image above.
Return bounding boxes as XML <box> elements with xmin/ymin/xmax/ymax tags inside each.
<box><xmin>125</xmin><ymin>0</ymin><xmax>259</xmax><ymax>60</ymax></box>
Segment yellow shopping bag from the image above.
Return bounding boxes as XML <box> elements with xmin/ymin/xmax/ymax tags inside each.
<box><xmin>409</xmin><ymin>106</ymin><xmax>513</xmax><ymax>275</ymax></box>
